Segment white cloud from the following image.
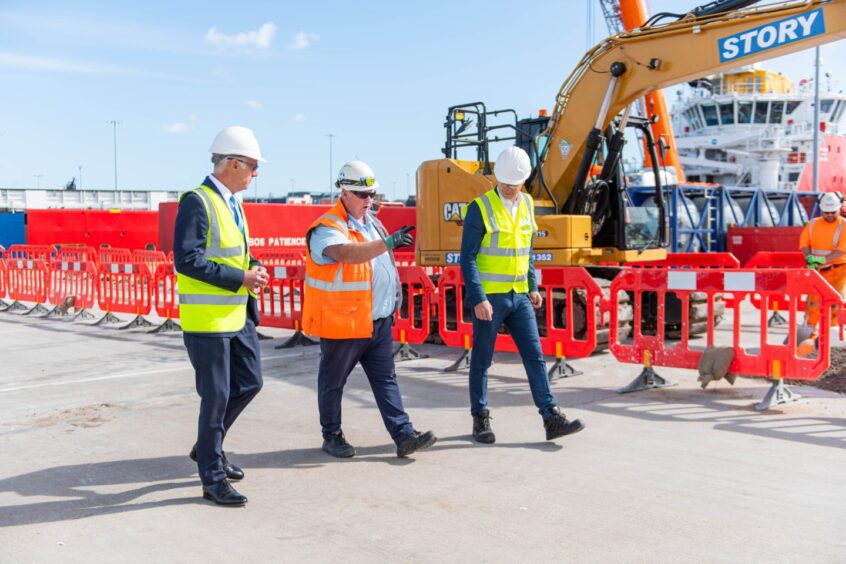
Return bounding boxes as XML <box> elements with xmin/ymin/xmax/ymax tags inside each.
<box><xmin>294</xmin><ymin>113</ymin><xmax>306</xmax><ymax>122</ymax></box>
<box><xmin>205</xmin><ymin>22</ymin><xmax>277</xmax><ymax>50</ymax></box>
<box><xmin>161</xmin><ymin>122</ymin><xmax>193</xmax><ymax>134</ymax></box>
<box><xmin>0</xmin><ymin>52</ymin><xmax>171</xmax><ymax>78</ymax></box>
<box><xmin>289</xmin><ymin>32</ymin><xmax>320</xmax><ymax>50</ymax></box>
<box><xmin>245</xmin><ymin>100</ymin><xmax>262</xmax><ymax>109</ymax></box>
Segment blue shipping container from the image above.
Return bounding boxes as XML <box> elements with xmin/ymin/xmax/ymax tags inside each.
<box><xmin>0</xmin><ymin>212</ymin><xmax>26</xmax><ymax>249</ymax></box>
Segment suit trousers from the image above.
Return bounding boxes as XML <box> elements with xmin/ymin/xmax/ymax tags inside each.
<box><xmin>317</xmin><ymin>316</ymin><xmax>414</xmax><ymax>444</ymax></box>
<box><xmin>184</xmin><ymin>319</ymin><xmax>263</xmax><ymax>486</ymax></box>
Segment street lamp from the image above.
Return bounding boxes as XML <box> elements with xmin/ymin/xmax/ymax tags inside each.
<box><xmin>326</xmin><ymin>133</ymin><xmax>335</xmax><ymax>201</ymax></box>
<box><xmin>392</xmin><ymin>180</ymin><xmax>397</xmax><ymax>202</ymax></box>
<box><xmin>108</xmin><ymin>120</ymin><xmax>121</xmax><ymax>192</ymax></box>
<box><xmin>33</xmin><ymin>174</ymin><xmax>44</xmax><ymax>190</ymax></box>
<box><xmin>406</xmin><ymin>172</ymin><xmax>411</xmax><ymax>197</ymax></box>
<box><xmin>78</xmin><ymin>165</ymin><xmax>83</xmax><ymax>190</ymax></box>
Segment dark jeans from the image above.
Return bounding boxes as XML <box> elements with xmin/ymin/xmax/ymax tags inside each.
<box><xmin>317</xmin><ymin>316</ymin><xmax>414</xmax><ymax>444</ymax></box>
<box><xmin>184</xmin><ymin>320</ymin><xmax>263</xmax><ymax>486</ymax></box>
<box><xmin>469</xmin><ymin>291</ymin><xmax>556</xmax><ymax>418</ymax></box>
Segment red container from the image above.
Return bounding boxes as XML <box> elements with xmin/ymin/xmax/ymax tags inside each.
<box><xmin>27</xmin><ymin>210</ymin><xmax>159</xmax><ymax>250</ymax></box>
<box><xmin>726</xmin><ymin>226</ymin><xmax>803</xmax><ymax>266</ymax></box>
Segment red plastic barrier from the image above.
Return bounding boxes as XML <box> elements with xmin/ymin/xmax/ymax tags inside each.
<box><xmin>743</xmin><ymin>252</ymin><xmax>808</xmax><ymax>313</ymax></box>
<box><xmin>0</xmin><ymin>245</ymin><xmax>5</xmax><ymax>259</ymax></box>
<box><xmin>7</xmin><ymin>258</ymin><xmax>49</xmax><ymax>305</ymax></box>
<box><xmin>153</xmin><ymin>263</ymin><xmax>179</xmax><ymax>320</ymax></box>
<box><xmin>259</xmin><ymin>264</ymin><xmax>306</xmax><ymax>330</ymax></box>
<box><xmin>393</xmin><ymin>266</ymin><xmax>435</xmax><ymax>346</ymax></box>
<box><xmin>0</xmin><ymin>258</ymin><xmax>7</xmax><ymax>301</ymax></box>
<box><xmin>98</xmin><ymin>262</ymin><xmax>153</xmax><ymax>316</ymax></box>
<box><xmin>48</xmin><ymin>260</ymin><xmax>97</xmax><ymax>310</ymax></box>
<box><xmin>6</xmin><ymin>244</ymin><xmax>56</xmax><ymax>262</ymax></box>
<box><xmin>132</xmin><ymin>249</ymin><xmax>168</xmax><ymax>277</ymax></box>
<box><xmin>98</xmin><ymin>248</ymin><xmax>133</xmax><ymax>265</ymax></box>
<box><xmin>252</xmin><ymin>247</ymin><xmax>305</xmax><ymax>266</ymax></box>
<box><xmin>57</xmin><ymin>245</ymin><xmax>98</xmax><ymax>264</ymax></box>
<box><xmin>609</xmin><ymin>268</ymin><xmax>840</xmax><ymax>381</ymax></box>
<box><xmin>393</xmin><ymin>252</ymin><xmax>416</xmax><ymax>267</ymax></box>
<box><xmin>631</xmin><ymin>252</ymin><xmax>741</xmax><ymax>269</ymax></box>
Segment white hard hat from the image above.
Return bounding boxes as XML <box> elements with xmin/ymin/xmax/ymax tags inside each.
<box><xmin>335</xmin><ymin>160</ymin><xmax>379</xmax><ymax>191</ymax></box>
<box><xmin>209</xmin><ymin>126</ymin><xmax>266</xmax><ymax>163</ymax></box>
<box><xmin>819</xmin><ymin>192</ymin><xmax>841</xmax><ymax>212</ymax></box>
<box><xmin>494</xmin><ymin>146</ymin><xmax>532</xmax><ymax>185</ymax></box>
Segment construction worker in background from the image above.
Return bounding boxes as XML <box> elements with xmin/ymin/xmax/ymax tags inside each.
<box><xmin>798</xmin><ymin>191</ymin><xmax>846</xmax><ymax>356</ymax></box>
<box><xmin>460</xmin><ymin>146</ymin><xmax>585</xmax><ymax>444</ymax></box>
<box><xmin>174</xmin><ymin>126</ymin><xmax>269</xmax><ymax>506</ymax></box>
<box><xmin>301</xmin><ymin>160</ymin><xmax>437</xmax><ymax>459</ymax></box>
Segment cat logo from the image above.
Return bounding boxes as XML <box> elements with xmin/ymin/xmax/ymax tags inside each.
<box><xmin>443</xmin><ymin>202</ymin><xmax>465</xmax><ymax>225</ymax></box>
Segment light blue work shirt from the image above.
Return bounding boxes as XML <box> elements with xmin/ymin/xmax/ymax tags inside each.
<box><xmin>309</xmin><ymin>214</ymin><xmax>398</xmax><ymax>320</ymax></box>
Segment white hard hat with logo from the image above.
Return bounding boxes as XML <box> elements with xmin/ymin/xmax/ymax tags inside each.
<box><xmin>819</xmin><ymin>192</ymin><xmax>841</xmax><ymax>213</ymax></box>
<box><xmin>494</xmin><ymin>146</ymin><xmax>532</xmax><ymax>185</ymax></box>
<box><xmin>335</xmin><ymin>160</ymin><xmax>379</xmax><ymax>191</ymax></box>
<box><xmin>209</xmin><ymin>126</ymin><xmax>266</xmax><ymax>162</ymax></box>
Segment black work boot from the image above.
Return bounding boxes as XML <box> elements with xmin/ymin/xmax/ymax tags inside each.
<box><xmin>396</xmin><ymin>430</ymin><xmax>437</xmax><ymax>458</ymax></box>
<box><xmin>472</xmin><ymin>409</ymin><xmax>496</xmax><ymax>444</ymax></box>
<box><xmin>322</xmin><ymin>431</ymin><xmax>356</xmax><ymax>458</ymax></box>
<box><xmin>543</xmin><ymin>407</ymin><xmax>585</xmax><ymax>440</ymax></box>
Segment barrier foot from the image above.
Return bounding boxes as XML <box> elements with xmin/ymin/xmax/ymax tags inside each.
<box><xmin>119</xmin><ymin>315</ymin><xmax>155</xmax><ymax>330</ymax></box>
<box><xmin>767</xmin><ymin>311</ymin><xmax>788</xmax><ymax>328</ymax></box>
<box><xmin>275</xmin><ymin>330</ymin><xmax>319</xmax><ymax>349</ymax></box>
<box><xmin>257</xmin><ymin>332</ymin><xmax>273</xmax><ymax>341</ymax></box>
<box><xmin>618</xmin><ymin>366</ymin><xmax>677</xmax><ymax>394</ymax></box>
<box><xmin>0</xmin><ymin>299</ymin><xmax>8</xmax><ymax>309</ymax></box>
<box><xmin>93</xmin><ymin>312</ymin><xmax>123</xmax><ymax>326</ymax></box>
<box><xmin>444</xmin><ymin>349</ymin><xmax>472</xmax><ymax>373</ymax></box>
<box><xmin>22</xmin><ymin>303</ymin><xmax>50</xmax><ymax>316</ymax></box>
<box><xmin>548</xmin><ymin>357</ymin><xmax>583</xmax><ymax>382</ymax></box>
<box><xmin>72</xmin><ymin>309</ymin><xmax>96</xmax><ymax>322</ymax></box>
<box><xmin>393</xmin><ymin>343</ymin><xmax>428</xmax><ymax>362</ymax></box>
<box><xmin>148</xmin><ymin>318</ymin><xmax>181</xmax><ymax>334</ymax></box>
<box><xmin>2</xmin><ymin>301</ymin><xmax>29</xmax><ymax>313</ymax></box>
<box><xmin>755</xmin><ymin>379</ymin><xmax>801</xmax><ymax>411</ymax></box>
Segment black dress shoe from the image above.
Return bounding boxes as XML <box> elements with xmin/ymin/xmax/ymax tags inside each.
<box><xmin>322</xmin><ymin>431</ymin><xmax>356</xmax><ymax>458</ymax></box>
<box><xmin>543</xmin><ymin>408</ymin><xmax>585</xmax><ymax>440</ymax></box>
<box><xmin>202</xmin><ymin>480</ymin><xmax>247</xmax><ymax>507</ymax></box>
<box><xmin>397</xmin><ymin>430</ymin><xmax>437</xmax><ymax>458</ymax></box>
<box><xmin>189</xmin><ymin>446</ymin><xmax>245</xmax><ymax>481</ymax></box>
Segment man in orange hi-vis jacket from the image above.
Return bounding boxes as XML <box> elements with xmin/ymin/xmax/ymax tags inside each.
<box><xmin>798</xmin><ymin>192</ymin><xmax>846</xmax><ymax>356</ymax></box>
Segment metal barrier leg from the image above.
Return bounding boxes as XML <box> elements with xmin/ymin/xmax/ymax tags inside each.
<box><xmin>149</xmin><ymin>318</ymin><xmax>182</xmax><ymax>334</ymax></box>
<box><xmin>548</xmin><ymin>356</ymin><xmax>582</xmax><ymax>382</ymax></box>
<box><xmin>275</xmin><ymin>330</ymin><xmax>319</xmax><ymax>349</ymax></box>
<box><xmin>93</xmin><ymin>312</ymin><xmax>123</xmax><ymax>326</ymax></box>
<box><xmin>1</xmin><ymin>301</ymin><xmax>30</xmax><ymax>313</ymax></box>
<box><xmin>119</xmin><ymin>315</ymin><xmax>155</xmax><ymax>330</ymax></box>
<box><xmin>393</xmin><ymin>342</ymin><xmax>428</xmax><ymax>362</ymax></box>
<box><xmin>22</xmin><ymin>303</ymin><xmax>50</xmax><ymax>316</ymax></box>
<box><xmin>444</xmin><ymin>348</ymin><xmax>472</xmax><ymax>372</ymax></box>
<box><xmin>72</xmin><ymin>309</ymin><xmax>96</xmax><ymax>322</ymax></box>
<box><xmin>0</xmin><ymin>298</ymin><xmax>8</xmax><ymax>309</ymax></box>
<box><xmin>618</xmin><ymin>352</ymin><xmax>677</xmax><ymax>394</ymax></box>
<box><xmin>755</xmin><ymin>379</ymin><xmax>801</xmax><ymax>411</ymax></box>
<box><xmin>767</xmin><ymin>311</ymin><xmax>788</xmax><ymax>328</ymax></box>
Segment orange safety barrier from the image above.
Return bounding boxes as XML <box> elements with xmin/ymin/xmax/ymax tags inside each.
<box><xmin>47</xmin><ymin>260</ymin><xmax>97</xmax><ymax>318</ymax></box>
<box><xmin>5</xmin><ymin>258</ymin><xmax>50</xmax><ymax>314</ymax></box>
<box><xmin>98</xmin><ymin>248</ymin><xmax>133</xmax><ymax>265</ymax></box>
<box><xmin>0</xmin><ymin>257</ymin><xmax>8</xmax><ymax>305</ymax></box>
<box><xmin>6</xmin><ymin>244</ymin><xmax>56</xmax><ymax>262</ymax></box>
<box><xmin>0</xmin><ymin>245</ymin><xmax>5</xmax><ymax>259</ymax></box>
<box><xmin>132</xmin><ymin>249</ymin><xmax>167</xmax><ymax>269</ymax></box>
<box><xmin>260</xmin><ymin>263</ymin><xmax>317</xmax><ymax>347</ymax></box>
<box><xmin>97</xmin><ymin>261</ymin><xmax>154</xmax><ymax>328</ymax></box>
<box><xmin>150</xmin><ymin>262</ymin><xmax>180</xmax><ymax>332</ymax></box>
<box><xmin>743</xmin><ymin>252</ymin><xmax>809</xmax><ymax>321</ymax></box>
<box><xmin>631</xmin><ymin>252</ymin><xmax>741</xmax><ymax>269</ymax></box>
<box><xmin>609</xmin><ymin>267</ymin><xmax>841</xmax><ymax>409</ymax></box>
<box><xmin>252</xmin><ymin>247</ymin><xmax>306</xmax><ymax>266</ymax></box>
<box><xmin>393</xmin><ymin>252</ymin><xmax>416</xmax><ymax>267</ymax></box>
<box><xmin>392</xmin><ymin>266</ymin><xmax>436</xmax><ymax>360</ymax></box>
<box><xmin>57</xmin><ymin>245</ymin><xmax>98</xmax><ymax>264</ymax></box>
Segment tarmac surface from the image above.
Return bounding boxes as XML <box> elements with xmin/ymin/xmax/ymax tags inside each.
<box><xmin>1</xmin><ymin>306</ymin><xmax>845</xmax><ymax>563</ymax></box>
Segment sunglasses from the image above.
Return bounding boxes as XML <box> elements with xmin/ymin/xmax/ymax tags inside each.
<box><xmin>229</xmin><ymin>156</ymin><xmax>259</xmax><ymax>171</ymax></box>
<box><xmin>349</xmin><ymin>190</ymin><xmax>377</xmax><ymax>200</ymax></box>
<box><xmin>338</xmin><ymin>176</ymin><xmax>376</xmax><ymax>187</ymax></box>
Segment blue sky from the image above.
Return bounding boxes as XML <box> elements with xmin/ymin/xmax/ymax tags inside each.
<box><xmin>2</xmin><ymin>0</ymin><xmax>844</xmax><ymax>199</ymax></box>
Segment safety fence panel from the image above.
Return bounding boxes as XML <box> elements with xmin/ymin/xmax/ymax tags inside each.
<box><xmin>48</xmin><ymin>260</ymin><xmax>97</xmax><ymax>310</ymax></box>
<box><xmin>252</xmin><ymin>247</ymin><xmax>306</xmax><ymax>267</ymax></box>
<box><xmin>743</xmin><ymin>252</ymin><xmax>808</xmax><ymax>313</ymax></box>
<box><xmin>609</xmin><ymin>268</ymin><xmax>841</xmax><ymax>381</ymax></box>
<box><xmin>98</xmin><ymin>262</ymin><xmax>153</xmax><ymax>316</ymax></box>
<box><xmin>0</xmin><ymin>245</ymin><xmax>5</xmax><ymax>259</ymax></box>
<box><xmin>259</xmin><ymin>264</ymin><xmax>306</xmax><ymax>330</ymax></box>
<box><xmin>57</xmin><ymin>245</ymin><xmax>98</xmax><ymax>264</ymax></box>
<box><xmin>98</xmin><ymin>248</ymin><xmax>133</xmax><ymax>265</ymax></box>
<box><xmin>153</xmin><ymin>263</ymin><xmax>179</xmax><ymax>320</ymax></box>
<box><xmin>535</xmin><ymin>267</ymin><xmax>602</xmax><ymax>359</ymax></box>
<box><xmin>7</xmin><ymin>258</ymin><xmax>49</xmax><ymax>305</ymax></box>
<box><xmin>0</xmin><ymin>258</ymin><xmax>7</xmax><ymax>301</ymax></box>
<box><xmin>631</xmin><ymin>252</ymin><xmax>741</xmax><ymax>269</ymax></box>
<box><xmin>393</xmin><ymin>266</ymin><xmax>435</xmax><ymax>345</ymax></box>
<box><xmin>393</xmin><ymin>252</ymin><xmax>416</xmax><ymax>267</ymax></box>
<box><xmin>7</xmin><ymin>244</ymin><xmax>56</xmax><ymax>262</ymax></box>
<box><xmin>132</xmin><ymin>249</ymin><xmax>168</xmax><ymax>273</ymax></box>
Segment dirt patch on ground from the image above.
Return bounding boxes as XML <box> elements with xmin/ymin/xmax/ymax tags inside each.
<box><xmin>28</xmin><ymin>403</ymin><xmax>117</xmax><ymax>429</ymax></box>
<box><xmin>786</xmin><ymin>347</ymin><xmax>846</xmax><ymax>394</ymax></box>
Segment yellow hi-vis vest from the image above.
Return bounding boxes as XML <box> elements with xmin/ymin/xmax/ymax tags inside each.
<box><xmin>465</xmin><ymin>188</ymin><xmax>537</xmax><ymax>294</ymax></box>
<box><xmin>177</xmin><ymin>184</ymin><xmax>250</xmax><ymax>333</ymax></box>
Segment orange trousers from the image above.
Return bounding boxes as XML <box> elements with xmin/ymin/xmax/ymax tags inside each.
<box><xmin>804</xmin><ymin>265</ymin><xmax>846</xmax><ymax>328</ymax></box>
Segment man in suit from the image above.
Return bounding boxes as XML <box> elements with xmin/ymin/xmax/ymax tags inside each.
<box><xmin>174</xmin><ymin>126</ymin><xmax>268</xmax><ymax>506</ymax></box>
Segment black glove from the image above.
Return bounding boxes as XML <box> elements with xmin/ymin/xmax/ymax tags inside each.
<box><xmin>385</xmin><ymin>225</ymin><xmax>415</xmax><ymax>250</ymax></box>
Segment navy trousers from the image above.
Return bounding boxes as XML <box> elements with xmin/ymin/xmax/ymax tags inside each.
<box><xmin>317</xmin><ymin>316</ymin><xmax>414</xmax><ymax>444</ymax></box>
<box><xmin>469</xmin><ymin>291</ymin><xmax>557</xmax><ymax>418</ymax></box>
<box><xmin>184</xmin><ymin>319</ymin><xmax>263</xmax><ymax>486</ymax></box>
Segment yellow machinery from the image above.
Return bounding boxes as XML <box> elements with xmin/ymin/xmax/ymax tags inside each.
<box><xmin>416</xmin><ymin>0</ymin><xmax>846</xmax><ymax>268</ymax></box>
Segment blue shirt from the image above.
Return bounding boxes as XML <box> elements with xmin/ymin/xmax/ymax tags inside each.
<box><xmin>309</xmin><ymin>213</ymin><xmax>398</xmax><ymax>320</ymax></box>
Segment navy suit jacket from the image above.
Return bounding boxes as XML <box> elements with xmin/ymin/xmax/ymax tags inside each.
<box><xmin>173</xmin><ymin>177</ymin><xmax>262</xmax><ymax>334</ymax></box>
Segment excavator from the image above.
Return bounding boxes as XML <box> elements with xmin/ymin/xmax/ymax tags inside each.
<box><xmin>415</xmin><ymin>0</ymin><xmax>846</xmax><ymax>343</ymax></box>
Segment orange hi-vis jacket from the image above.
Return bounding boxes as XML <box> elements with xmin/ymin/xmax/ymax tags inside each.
<box><xmin>302</xmin><ymin>200</ymin><xmax>401</xmax><ymax>339</ymax></box>
<box><xmin>800</xmin><ymin>216</ymin><xmax>846</xmax><ymax>266</ymax></box>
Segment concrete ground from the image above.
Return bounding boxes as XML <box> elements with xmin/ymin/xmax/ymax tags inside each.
<box><xmin>1</xmin><ymin>306</ymin><xmax>845</xmax><ymax>563</ymax></box>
